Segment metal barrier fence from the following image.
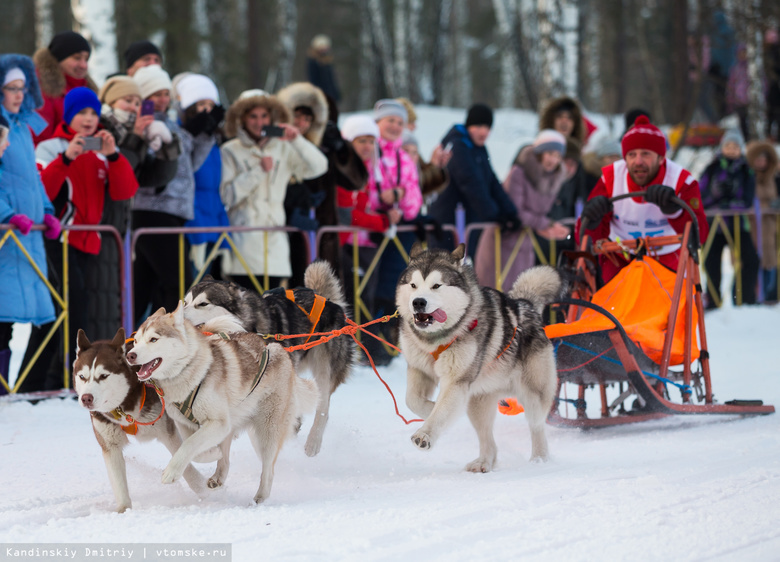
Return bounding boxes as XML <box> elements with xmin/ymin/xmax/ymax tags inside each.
<box><xmin>0</xmin><ymin>224</ymin><xmax>124</xmax><ymax>394</ymax></box>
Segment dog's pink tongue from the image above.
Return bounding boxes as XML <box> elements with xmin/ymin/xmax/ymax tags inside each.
<box><xmin>138</xmin><ymin>362</ymin><xmax>154</xmax><ymax>381</ymax></box>
<box><xmin>432</xmin><ymin>308</ymin><xmax>447</xmax><ymax>323</ymax></box>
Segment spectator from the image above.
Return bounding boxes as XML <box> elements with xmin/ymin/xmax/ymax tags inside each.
<box><xmin>306</xmin><ymin>35</ymin><xmax>341</xmax><ymax>105</ymax></box>
<box><xmin>32</xmin><ymin>30</ymin><xmax>96</xmax><ymax>145</ymax></box>
<box><xmin>475</xmin><ymin>130</ymin><xmax>569</xmax><ymax>290</ymax></box>
<box><xmin>699</xmin><ymin>130</ymin><xmax>759</xmax><ymax>307</ymax></box>
<box><xmin>621</xmin><ymin>108</ymin><xmax>651</xmax><ymax>139</ymax></box>
<box><xmin>746</xmin><ymin>140</ymin><xmax>779</xmax><ymax>303</ymax></box>
<box><xmin>688</xmin><ymin>34</ymin><xmax>717</xmax><ymax>124</ymax></box>
<box><xmin>538</xmin><ymin>96</ymin><xmax>587</xmax><ymax>146</ymax></box>
<box><xmin>709</xmin><ymin>11</ymin><xmax>737</xmax><ymax>119</ymax></box>
<box><xmin>577</xmin><ymin>116</ymin><xmax>709</xmax><ymax>284</ymax></box>
<box><xmin>726</xmin><ymin>44</ymin><xmax>751</xmax><ymax>141</ymax></box>
<box><xmin>397</xmin><ymin>97</ymin><xmax>417</xmax><ymax>132</ymax></box>
<box><xmin>123</xmin><ymin>40</ymin><xmax>163</xmax><ymax>77</ymax></box>
<box><xmin>764</xmin><ymin>28</ymin><xmax>780</xmax><ymax>141</ymax></box>
<box><xmin>220</xmin><ymin>89</ymin><xmax>327</xmax><ymax>290</ymax></box>
<box><xmin>131</xmin><ymin>66</ymin><xmax>216</xmax><ymax>324</ymax></box>
<box><xmin>0</xmin><ymin>54</ymin><xmax>61</xmax><ymax>393</ymax></box>
<box><xmin>582</xmin><ymin>138</ymin><xmax>622</xmax><ymax>195</ymax></box>
<box><xmin>430</xmin><ymin>103</ymin><xmax>519</xmax><ymax>256</ymax></box>
<box><xmin>36</xmin><ymin>87</ymin><xmax>138</xmax><ymax>366</ymax></box>
<box><xmin>401</xmin><ymin>130</ymin><xmax>449</xmax><ymax>215</ymax></box>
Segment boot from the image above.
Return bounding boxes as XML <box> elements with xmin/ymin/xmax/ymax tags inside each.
<box><xmin>763</xmin><ymin>269</ymin><xmax>778</xmax><ymax>303</ymax></box>
<box><xmin>0</xmin><ymin>348</ymin><xmax>11</xmax><ymax>396</ymax></box>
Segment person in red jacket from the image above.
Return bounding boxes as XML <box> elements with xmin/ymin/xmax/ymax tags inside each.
<box><xmin>32</xmin><ymin>31</ymin><xmax>97</xmax><ymax>145</ymax></box>
<box><xmin>577</xmin><ymin>116</ymin><xmax>709</xmax><ymax>283</ymax></box>
<box><xmin>33</xmin><ymin>86</ymin><xmax>138</xmax><ymax>373</ymax></box>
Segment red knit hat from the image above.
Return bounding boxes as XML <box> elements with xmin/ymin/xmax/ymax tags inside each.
<box><xmin>621</xmin><ymin>115</ymin><xmax>666</xmax><ymax>158</ymax></box>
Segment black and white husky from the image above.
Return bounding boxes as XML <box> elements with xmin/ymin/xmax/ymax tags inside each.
<box><xmin>396</xmin><ymin>243</ymin><xmax>564</xmax><ymax>472</ymax></box>
<box><xmin>182</xmin><ymin>261</ymin><xmax>353</xmax><ymax>457</ymax></box>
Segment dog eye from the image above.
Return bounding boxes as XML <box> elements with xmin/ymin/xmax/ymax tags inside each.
<box><xmin>410</xmin><ymin>283</ymin><xmax>417</xmax><ymax>289</ymax></box>
<box><xmin>149</xmin><ymin>337</ymin><xmax>158</xmax><ymax>343</ymax></box>
<box><xmin>98</xmin><ymin>373</ymin><xmax>109</xmax><ymax>381</ymax></box>
<box><xmin>432</xmin><ymin>284</ymin><xmax>442</xmax><ymax>290</ymax></box>
<box><xmin>196</xmin><ymin>302</ymin><xmax>208</xmax><ymax>308</ymax></box>
<box><xmin>78</xmin><ymin>374</ymin><xmax>86</xmax><ymax>381</ymax></box>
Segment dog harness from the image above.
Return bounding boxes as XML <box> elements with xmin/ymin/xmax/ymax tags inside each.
<box><xmin>430</xmin><ymin>319</ymin><xmax>478</xmax><ymax>361</ymax></box>
<box><xmin>171</xmin><ymin>333</ymin><xmax>270</xmax><ymax>426</ymax></box>
<box><xmin>106</xmin><ymin>383</ymin><xmax>164</xmax><ymax>435</ymax></box>
<box><xmin>285</xmin><ymin>290</ymin><xmax>327</xmax><ymax>344</ymax></box>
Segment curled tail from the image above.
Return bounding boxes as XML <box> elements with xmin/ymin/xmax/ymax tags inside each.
<box><xmin>304</xmin><ymin>260</ymin><xmax>347</xmax><ymax>308</ymax></box>
<box><xmin>509</xmin><ymin>265</ymin><xmax>565</xmax><ymax>315</ymax></box>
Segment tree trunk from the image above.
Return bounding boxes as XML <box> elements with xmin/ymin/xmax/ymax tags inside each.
<box><xmin>367</xmin><ymin>0</ymin><xmax>397</xmax><ymax>97</ymax></box>
<box><xmin>453</xmin><ymin>0</ymin><xmax>470</xmax><ymax>108</ymax></box>
<box><xmin>394</xmin><ymin>0</ymin><xmax>409</xmax><ymax>96</ymax></box>
<box><xmin>265</xmin><ymin>0</ymin><xmax>297</xmax><ymax>92</ymax></box>
<box><xmin>671</xmin><ymin>0</ymin><xmax>689</xmax><ymax>123</ymax></box>
<box><xmin>162</xmin><ymin>0</ymin><xmax>194</xmax><ymax>76</ymax></box>
<box><xmin>35</xmin><ymin>0</ymin><xmax>54</xmax><ymax>48</ymax></box>
<box><xmin>358</xmin><ymin>0</ymin><xmax>375</xmax><ymax>108</ymax></box>
<box><xmin>408</xmin><ymin>0</ymin><xmax>424</xmax><ymax>101</ymax></box>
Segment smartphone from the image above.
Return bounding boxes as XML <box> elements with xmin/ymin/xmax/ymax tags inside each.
<box><xmin>81</xmin><ymin>136</ymin><xmax>103</xmax><ymax>151</ymax></box>
<box><xmin>261</xmin><ymin>125</ymin><xmax>285</xmax><ymax>138</ymax></box>
<box><xmin>141</xmin><ymin>100</ymin><xmax>156</xmax><ymax>116</ymax></box>
<box><xmin>442</xmin><ymin>142</ymin><xmax>453</xmax><ymax>154</ymax></box>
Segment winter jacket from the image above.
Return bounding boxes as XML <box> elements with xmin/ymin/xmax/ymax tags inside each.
<box><xmin>35</xmin><ymin>123</ymin><xmax>138</xmax><ymax>254</ymax></box>
<box><xmin>726</xmin><ymin>58</ymin><xmax>750</xmax><ymax>111</ymax></box>
<box><xmin>186</xmin><ymin>143</ymin><xmax>229</xmax><ymax>245</ymax></box>
<box><xmin>32</xmin><ymin>46</ymin><xmax>98</xmax><ymax>145</ymax></box>
<box><xmin>0</xmin><ymin>54</ymin><xmax>55</xmax><ymax>325</ymax></box>
<box><xmin>578</xmin><ymin>159</ymin><xmax>710</xmax><ymax>283</ymax></box>
<box><xmin>306</xmin><ymin>49</ymin><xmax>341</xmax><ymax>104</ymax></box>
<box><xmin>373</xmin><ymin>137</ymin><xmax>422</xmax><ymax>221</ymax></box>
<box><xmin>429</xmin><ymin>125</ymin><xmax>518</xmax><ymax>232</ymax></box>
<box><xmin>337</xmin><ymin>155</ymin><xmax>389</xmax><ymax>248</ymax></box>
<box><xmin>220</xmin><ymin>93</ymin><xmax>328</xmax><ymax>277</ymax></box>
<box><xmin>699</xmin><ymin>154</ymin><xmax>755</xmax><ymax>210</ymax></box>
<box><xmin>475</xmin><ymin>145</ymin><xmax>567</xmax><ymax>290</ymax></box>
<box><xmin>746</xmin><ymin>141</ymin><xmax>780</xmax><ymax>269</ymax></box>
<box><xmin>100</xmin><ymin>108</ymin><xmax>181</xmax><ymax>190</ymax></box>
<box><xmin>132</xmin><ymin>112</ymin><xmax>213</xmax><ymax>221</ymax></box>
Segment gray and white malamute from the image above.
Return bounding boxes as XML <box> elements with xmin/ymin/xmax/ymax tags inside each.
<box><xmin>74</xmin><ymin>328</ymin><xmax>206</xmax><ymax>512</ymax></box>
<box><xmin>182</xmin><ymin>261</ymin><xmax>353</xmax><ymax>457</ymax></box>
<box><xmin>127</xmin><ymin>303</ymin><xmax>318</xmax><ymax>504</ymax></box>
<box><xmin>396</xmin><ymin>243</ymin><xmax>564</xmax><ymax>472</ymax></box>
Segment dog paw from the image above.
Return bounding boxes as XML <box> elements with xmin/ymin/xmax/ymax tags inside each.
<box><xmin>207</xmin><ymin>477</ymin><xmax>223</xmax><ymax>489</ymax></box>
<box><xmin>529</xmin><ymin>454</ymin><xmax>549</xmax><ymax>464</ymax></box>
<box><xmin>253</xmin><ymin>493</ymin><xmax>267</xmax><ymax>504</ymax></box>
<box><xmin>161</xmin><ymin>465</ymin><xmax>183</xmax><ymax>484</ymax></box>
<box><xmin>411</xmin><ymin>430</ymin><xmax>432</xmax><ymax>450</ymax></box>
<box><xmin>465</xmin><ymin>458</ymin><xmax>494</xmax><ymax>473</ymax></box>
<box><xmin>304</xmin><ymin>440</ymin><xmax>321</xmax><ymax>457</ymax></box>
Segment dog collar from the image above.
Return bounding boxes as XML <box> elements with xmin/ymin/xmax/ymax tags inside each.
<box><xmin>109</xmin><ymin>384</ymin><xmax>148</xmax><ymax>435</ymax></box>
<box><xmin>430</xmin><ymin>319</ymin><xmax>478</xmax><ymax>361</ymax></box>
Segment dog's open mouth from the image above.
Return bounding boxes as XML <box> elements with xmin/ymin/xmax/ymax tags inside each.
<box><xmin>414</xmin><ymin>308</ymin><xmax>447</xmax><ymax>327</ymax></box>
<box><xmin>137</xmin><ymin>358</ymin><xmax>162</xmax><ymax>381</ymax></box>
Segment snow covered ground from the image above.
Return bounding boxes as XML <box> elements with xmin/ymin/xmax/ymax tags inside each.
<box><xmin>1</xmin><ymin>303</ymin><xmax>779</xmax><ymax>562</ymax></box>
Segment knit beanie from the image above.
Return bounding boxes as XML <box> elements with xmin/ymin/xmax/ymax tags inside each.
<box><xmin>63</xmin><ymin>86</ymin><xmax>102</xmax><ymax>124</ymax></box>
<box><xmin>177</xmin><ymin>74</ymin><xmax>220</xmax><ymax>110</ymax></box>
<box><xmin>533</xmin><ymin>129</ymin><xmax>566</xmax><ymax>155</ymax></box>
<box><xmin>465</xmin><ymin>103</ymin><xmax>493</xmax><ymax>128</ymax></box>
<box><xmin>621</xmin><ymin>115</ymin><xmax>666</xmax><ymax>158</ymax></box>
<box><xmin>401</xmin><ymin>129</ymin><xmax>419</xmax><ymax>148</ymax></box>
<box><xmin>48</xmin><ymin>31</ymin><xmax>91</xmax><ymax>62</ymax></box>
<box><xmin>342</xmin><ymin>114</ymin><xmax>380</xmax><ymax>141</ymax></box>
<box><xmin>124</xmin><ymin>40</ymin><xmax>162</xmax><ymax>70</ymax></box>
<box><xmin>98</xmin><ymin>75</ymin><xmax>142</xmax><ymax>106</ymax></box>
<box><xmin>596</xmin><ymin>138</ymin><xmax>622</xmax><ymax>159</ymax></box>
<box><xmin>374</xmin><ymin>99</ymin><xmax>407</xmax><ymax>123</ymax></box>
<box><xmin>133</xmin><ymin>64</ymin><xmax>172</xmax><ymax>99</ymax></box>
<box><xmin>2</xmin><ymin>68</ymin><xmax>25</xmax><ymax>88</ymax></box>
<box><xmin>720</xmin><ymin>129</ymin><xmax>745</xmax><ymax>152</ymax></box>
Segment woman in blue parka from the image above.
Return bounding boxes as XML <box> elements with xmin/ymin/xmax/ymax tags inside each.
<box><xmin>0</xmin><ymin>54</ymin><xmax>61</xmax><ymax>394</ymax></box>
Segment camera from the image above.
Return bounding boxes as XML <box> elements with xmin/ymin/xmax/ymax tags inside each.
<box><xmin>81</xmin><ymin>136</ymin><xmax>103</xmax><ymax>151</ymax></box>
<box><xmin>261</xmin><ymin>125</ymin><xmax>285</xmax><ymax>138</ymax></box>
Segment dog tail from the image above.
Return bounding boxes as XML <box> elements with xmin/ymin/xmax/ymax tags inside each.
<box><xmin>201</xmin><ymin>314</ymin><xmax>247</xmax><ymax>334</ymax></box>
<box><xmin>509</xmin><ymin>265</ymin><xmax>565</xmax><ymax>315</ymax></box>
<box><xmin>304</xmin><ymin>260</ymin><xmax>347</xmax><ymax>308</ymax></box>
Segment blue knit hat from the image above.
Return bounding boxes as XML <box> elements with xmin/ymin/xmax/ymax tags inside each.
<box><xmin>63</xmin><ymin>87</ymin><xmax>101</xmax><ymax>125</ymax></box>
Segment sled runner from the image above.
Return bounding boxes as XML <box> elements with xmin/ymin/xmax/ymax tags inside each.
<box><xmin>545</xmin><ymin>191</ymin><xmax>775</xmax><ymax>428</ymax></box>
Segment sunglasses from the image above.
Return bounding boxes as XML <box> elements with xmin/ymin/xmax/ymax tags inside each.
<box><xmin>2</xmin><ymin>86</ymin><xmax>27</xmax><ymax>94</ymax></box>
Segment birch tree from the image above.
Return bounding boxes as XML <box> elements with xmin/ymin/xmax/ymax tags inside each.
<box><xmin>265</xmin><ymin>0</ymin><xmax>297</xmax><ymax>92</ymax></box>
<box><xmin>394</xmin><ymin>0</ymin><xmax>409</xmax><ymax>96</ymax></box>
<box><xmin>367</xmin><ymin>0</ymin><xmax>397</xmax><ymax>96</ymax></box>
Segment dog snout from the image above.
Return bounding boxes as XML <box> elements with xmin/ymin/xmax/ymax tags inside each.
<box><xmin>126</xmin><ymin>351</ymin><xmax>137</xmax><ymax>363</ymax></box>
<box><xmin>81</xmin><ymin>393</ymin><xmax>93</xmax><ymax>408</ymax></box>
<box><xmin>412</xmin><ymin>297</ymin><xmax>427</xmax><ymax>311</ymax></box>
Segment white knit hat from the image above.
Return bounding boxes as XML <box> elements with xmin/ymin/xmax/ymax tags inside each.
<box><xmin>3</xmin><ymin>68</ymin><xmax>25</xmax><ymax>88</ymax></box>
<box><xmin>177</xmin><ymin>74</ymin><xmax>219</xmax><ymax>110</ymax></box>
<box><xmin>238</xmin><ymin>89</ymin><xmax>268</xmax><ymax>101</ymax></box>
<box><xmin>341</xmin><ymin>115</ymin><xmax>380</xmax><ymax>142</ymax></box>
<box><xmin>533</xmin><ymin>129</ymin><xmax>566</xmax><ymax>155</ymax></box>
<box><xmin>133</xmin><ymin>64</ymin><xmax>173</xmax><ymax>100</ymax></box>
<box><xmin>373</xmin><ymin>99</ymin><xmax>407</xmax><ymax>123</ymax></box>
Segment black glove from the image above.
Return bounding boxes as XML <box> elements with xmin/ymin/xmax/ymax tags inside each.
<box><xmin>581</xmin><ymin>196</ymin><xmax>613</xmax><ymax>228</ymax></box>
<box><xmin>206</xmin><ymin>105</ymin><xmax>225</xmax><ymax>134</ymax></box>
<box><xmin>645</xmin><ymin>184</ymin><xmax>679</xmax><ymax>214</ymax></box>
<box><xmin>499</xmin><ymin>214</ymin><xmax>522</xmax><ymax>234</ymax></box>
<box><xmin>288</xmin><ymin>207</ymin><xmax>319</xmax><ymax>231</ymax></box>
<box><xmin>183</xmin><ymin>105</ymin><xmax>224</xmax><ymax>136</ymax></box>
<box><xmin>308</xmin><ymin>189</ymin><xmax>327</xmax><ymax>209</ymax></box>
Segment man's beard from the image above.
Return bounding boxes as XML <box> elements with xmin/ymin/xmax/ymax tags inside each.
<box><xmin>628</xmin><ymin>163</ymin><xmax>659</xmax><ymax>186</ymax></box>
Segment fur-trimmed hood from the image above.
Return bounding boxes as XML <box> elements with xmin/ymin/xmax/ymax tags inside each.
<box><xmin>746</xmin><ymin>140</ymin><xmax>780</xmax><ymax>202</ymax></box>
<box><xmin>276</xmin><ymin>82</ymin><xmax>328</xmax><ymax>146</ymax></box>
<box><xmin>224</xmin><ymin>93</ymin><xmax>290</xmax><ymax>142</ymax></box>
<box><xmin>582</xmin><ymin>151</ymin><xmax>604</xmax><ymax>178</ymax></box>
<box><xmin>32</xmin><ymin>46</ymin><xmax>97</xmax><ymax>99</ymax></box>
<box><xmin>539</xmin><ymin>96</ymin><xmax>586</xmax><ymax>145</ymax></box>
<box><xmin>0</xmin><ymin>54</ymin><xmax>44</xmax><ymax>113</ymax></box>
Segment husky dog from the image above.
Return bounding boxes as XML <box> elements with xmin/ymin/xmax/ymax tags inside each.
<box><xmin>182</xmin><ymin>260</ymin><xmax>353</xmax><ymax>457</ymax></box>
<box><xmin>396</xmin><ymin>243</ymin><xmax>563</xmax><ymax>472</ymax></box>
<box><xmin>127</xmin><ymin>302</ymin><xmax>318</xmax><ymax>504</ymax></box>
<box><xmin>74</xmin><ymin>328</ymin><xmax>205</xmax><ymax>512</ymax></box>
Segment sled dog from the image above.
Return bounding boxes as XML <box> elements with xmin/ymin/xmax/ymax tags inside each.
<box><xmin>182</xmin><ymin>260</ymin><xmax>353</xmax><ymax>457</ymax></box>
<box><xmin>74</xmin><ymin>327</ymin><xmax>205</xmax><ymax>512</ymax></box>
<box><xmin>396</xmin><ymin>243</ymin><xmax>563</xmax><ymax>472</ymax></box>
<box><xmin>127</xmin><ymin>303</ymin><xmax>318</xmax><ymax>504</ymax></box>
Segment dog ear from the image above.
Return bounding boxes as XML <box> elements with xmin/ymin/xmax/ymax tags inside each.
<box><xmin>451</xmin><ymin>244</ymin><xmax>466</xmax><ymax>262</ymax></box>
<box><xmin>75</xmin><ymin>329</ymin><xmax>91</xmax><ymax>354</ymax></box>
<box><xmin>110</xmin><ymin>327</ymin><xmax>126</xmax><ymax>351</ymax></box>
<box><xmin>172</xmin><ymin>300</ymin><xmax>185</xmax><ymax>327</ymax></box>
<box><xmin>203</xmin><ymin>274</ymin><xmax>214</xmax><ymax>281</ymax></box>
<box><xmin>150</xmin><ymin>307</ymin><xmax>166</xmax><ymax>319</ymax></box>
<box><xmin>410</xmin><ymin>241</ymin><xmax>426</xmax><ymax>259</ymax></box>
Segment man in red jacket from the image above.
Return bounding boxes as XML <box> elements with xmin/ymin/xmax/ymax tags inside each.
<box><xmin>577</xmin><ymin>116</ymin><xmax>709</xmax><ymax>283</ymax></box>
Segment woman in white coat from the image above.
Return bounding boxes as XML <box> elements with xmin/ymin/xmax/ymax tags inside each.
<box><xmin>220</xmin><ymin>90</ymin><xmax>328</xmax><ymax>289</ymax></box>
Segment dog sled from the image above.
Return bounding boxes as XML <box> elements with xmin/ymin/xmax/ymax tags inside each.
<box><xmin>544</xmin><ymin>191</ymin><xmax>775</xmax><ymax>428</ymax></box>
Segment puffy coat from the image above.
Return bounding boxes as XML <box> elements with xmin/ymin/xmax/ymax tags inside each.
<box><xmin>747</xmin><ymin>141</ymin><xmax>780</xmax><ymax>270</ymax></box>
<box><xmin>186</xmin><ymin>143</ymin><xmax>229</xmax><ymax>244</ymax></box>
<box><xmin>0</xmin><ymin>54</ymin><xmax>55</xmax><ymax>324</ymax></box>
<box><xmin>373</xmin><ymin>137</ymin><xmax>422</xmax><ymax>221</ymax></box>
<box><xmin>220</xmin><ymin>93</ymin><xmax>328</xmax><ymax>277</ymax></box>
